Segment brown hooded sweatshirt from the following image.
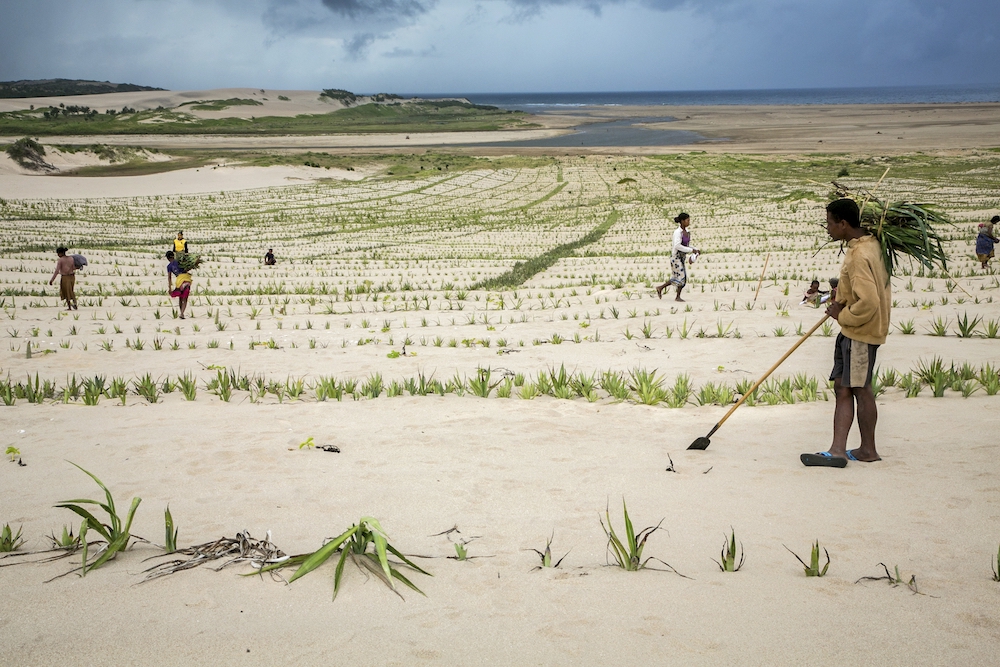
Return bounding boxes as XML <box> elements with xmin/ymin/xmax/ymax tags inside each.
<box><xmin>835</xmin><ymin>235</ymin><xmax>891</xmax><ymax>345</ymax></box>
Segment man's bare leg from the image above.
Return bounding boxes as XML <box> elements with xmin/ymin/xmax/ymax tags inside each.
<box><xmin>179</xmin><ymin>296</ymin><xmax>188</xmax><ymax>319</ymax></box>
<box><xmin>849</xmin><ymin>384</ymin><xmax>881</xmax><ymax>461</ymax></box>
<box><xmin>829</xmin><ymin>378</ymin><xmax>854</xmax><ymax>458</ymax></box>
<box><xmin>655</xmin><ymin>282</ymin><xmax>666</xmax><ymax>299</ymax></box>
<box><xmin>675</xmin><ymin>285</ymin><xmax>685</xmax><ymax>302</ymax></box>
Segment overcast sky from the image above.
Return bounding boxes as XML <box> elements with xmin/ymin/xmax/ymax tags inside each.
<box><xmin>1</xmin><ymin>0</ymin><xmax>997</xmax><ymax>94</ymax></box>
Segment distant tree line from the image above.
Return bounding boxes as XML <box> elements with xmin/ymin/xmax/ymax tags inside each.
<box><xmin>320</xmin><ymin>89</ymin><xmax>358</xmax><ymax>106</ymax></box>
<box><xmin>0</xmin><ymin>78</ymin><xmax>164</xmax><ymax>99</ymax></box>
<box><xmin>40</xmin><ymin>104</ymin><xmax>138</xmax><ymax>119</ymax></box>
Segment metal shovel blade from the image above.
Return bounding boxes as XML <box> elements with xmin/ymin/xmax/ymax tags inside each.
<box><xmin>688</xmin><ymin>436</ymin><xmax>711</xmax><ymax>451</ymax></box>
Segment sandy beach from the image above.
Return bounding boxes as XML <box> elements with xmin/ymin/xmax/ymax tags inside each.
<box><xmin>2</xmin><ymin>98</ymin><xmax>1000</xmax><ymax>666</ymax></box>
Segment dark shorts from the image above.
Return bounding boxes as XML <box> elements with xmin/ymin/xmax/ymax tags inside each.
<box><xmin>170</xmin><ymin>283</ymin><xmax>191</xmax><ymax>299</ymax></box>
<box><xmin>830</xmin><ymin>332</ymin><xmax>879</xmax><ymax>388</ymax></box>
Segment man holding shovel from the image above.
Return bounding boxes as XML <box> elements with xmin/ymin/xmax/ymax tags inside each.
<box><xmin>801</xmin><ymin>199</ymin><xmax>890</xmax><ymax>468</ymax></box>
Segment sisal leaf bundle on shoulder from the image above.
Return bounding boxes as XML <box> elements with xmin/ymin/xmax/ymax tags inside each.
<box><xmin>832</xmin><ymin>182</ymin><xmax>953</xmax><ymax>277</ymax></box>
<box><xmin>176</xmin><ymin>253</ymin><xmax>203</xmax><ymax>273</ymax></box>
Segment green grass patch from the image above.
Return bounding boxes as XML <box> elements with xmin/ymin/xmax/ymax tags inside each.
<box><xmin>234</xmin><ymin>151</ymin><xmax>555</xmax><ymax>175</ymax></box>
<box><xmin>180</xmin><ymin>98</ymin><xmax>263</xmax><ymax>111</ymax></box>
<box><xmin>472</xmin><ymin>210</ymin><xmax>621</xmax><ymax>290</ymax></box>
<box><xmin>58</xmin><ymin>154</ymin><xmax>213</xmax><ymax>177</ymax></box>
<box><xmin>0</xmin><ymin>101</ymin><xmax>533</xmax><ymax>136</ymax></box>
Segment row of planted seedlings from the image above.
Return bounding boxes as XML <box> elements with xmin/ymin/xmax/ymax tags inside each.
<box><xmin>4</xmin><ymin>470</ymin><xmax>1000</xmax><ymax>600</ymax></box>
<box><xmin>8</xmin><ymin>309</ymin><xmax>1000</xmax><ymax>358</ymax></box>
<box><xmin>4</xmin><ymin>359</ymin><xmax>999</xmax><ymax>407</ymax></box>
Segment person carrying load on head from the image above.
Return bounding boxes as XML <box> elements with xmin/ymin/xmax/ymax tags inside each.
<box><xmin>977</xmin><ymin>215</ymin><xmax>999</xmax><ymax>270</ymax></box>
<box><xmin>801</xmin><ymin>199</ymin><xmax>890</xmax><ymax>468</ymax></box>
<box><xmin>49</xmin><ymin>246</ymin><xmax>78</xmax><ymax>311</ymax></box>
<box><xmin>166</xmin><ymin>251</ymin><xmax>192</xmax><ymax>319</ymax></box>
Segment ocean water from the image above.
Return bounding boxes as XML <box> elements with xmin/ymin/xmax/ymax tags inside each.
<box><xmin>420</xmin><ymin>84</ymin><xmax>1000</xmax><ymax>111</ymax></box>
<box><xmin>414</xmin><ymin>84</ymin><xmax>1000</xmax><ymax>147</ymax></box>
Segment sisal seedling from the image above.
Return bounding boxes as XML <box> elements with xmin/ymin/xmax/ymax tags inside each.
<box><xmin>785</xmin><ymin>541</ymin><xmax>830</xmax><ymax>577</ymax></box>
<box><xmin>55</xmin><ymin>463</ymin><xmax>141</xmax><ymax>576</ymax></box>
<box><xmin>468</xmin><ymin>367</ymin><xmax>496</xmax><ymax>398</ymax></box>
<box><xmin>979</xmin><ymin>364</ymin><xmax>1000</xmax><ymax>396</ymax></box>
<box><xmin>49</xmin><ymin>525</ymin><xmax>81</xmax><ymax>551</ymax></box>
<box><xmin>518</xmin><ymin>382</ymin><xmax>540</xmax><ymax>399</ymax></box>
<box><xmin>601</xmin><ymin>500</ymin><xmax>685</xmax><ymax>576</ymax></box>
<box><xmin>530</xmin><ymin>533</ymin><xmax>568</xmax><ymax>569</ymax></box>
<box><xmin>713</xmin><ymin>529</ymin><xmax>744</xmax><ymax>572</ymax></box>
<box><xmin>856</xmin><ymin>563</ymin><xmax>922</xmax><ymax>594</ymax></box>
<box><xmin>984</xmin><ymin>319</ymin><xmax>1000</xmax><ymax>339</ymax></box>
<box><xmin>955</xmin><ymin>312</ymin><xmax>982</xmax><ymax>338</ymax></box>
<box><xmin>926</xmin><ymin>316</ymin><xmax>949</xmax><ymax>337</ymax></box>
<box><xmin>992</xmin><ymin>544</ymin><xmax>1000</xmax><ymax>583</ymax></box>
<box><xmin>601</xmin><ymin>370</ymin><xmax>630</xmax><ymax>402</ymax></box>
<box><xmin>178</xmin><ymin>373</ymin><xmax>197</xmax><ymax>401</ymax></box>
<box><xmin>0</xmin><ymin>524</ymin><xmax>25</xmax><ymax>552</ymax></box>
<box><xmin>629</xmin><ymin>367</ymin><xmax>667</xmax><ymax>406</ymax></box>
<box><xmin>260</xmin><ymin>517</ymin><xmax>430</xmax><ymax>601</ymax></box>
<box><xmin>164</xmin><ymin>506</ymin><xmax>178</xmax><ymax>554</ymax></box>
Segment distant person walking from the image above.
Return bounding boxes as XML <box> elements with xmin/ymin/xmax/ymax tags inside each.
<box><xmin>264</xmin><ymin>248</ymin><xmax>276</xmax><ymax>265</ymax></box>
<box><xmin>656</xmin><ymin>213</ymin><xmax>699</xmax><ymax>301</ymax></box>
<box><xmin>49</xmin><ymin>247</ymin><xmax>77</xmax><ymax>310</ymax></box>
<box><xmin>173</xmin><ymin>231</ymin><xmax>189</xmax><ymax>254</ymax></box>
<box><xmin>166</xmin><ymin>251</ymin><xmax>192</xmax><ymax>319</ymax></box>
<box><xmin>977</xmin><ymin>215</ymin><xmax>999</xmax><ymax>270</ymax></box>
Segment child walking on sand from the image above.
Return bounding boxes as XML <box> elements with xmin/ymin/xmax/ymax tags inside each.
<box><xmin>49</xmin><ymin>247</ymin><xmax>77</xmax><ymax>310</ymax></box>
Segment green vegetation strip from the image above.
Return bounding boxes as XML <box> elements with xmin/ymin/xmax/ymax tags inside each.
<box><xmin>0</xmin><ymin>101</ymin><xmax>532</xmax><ymax>136</ymax></box>
<box><xmin>472</xmin><ymin>210</ymin><xmax>620</xmax><ymax>291</ymax></box>
<box><xmin>2</xmin><ymin>359</ymin><xmax>995</xmax><ymax>406</ymax></box>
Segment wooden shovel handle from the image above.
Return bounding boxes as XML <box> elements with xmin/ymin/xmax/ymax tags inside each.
<box><xmin>752</xmin><ymin>253</ymin><xmax>771</xmax><ymax>305</ymax></box>
<box><xmin>711</xmin><ymin>314</ymin><xmax>830</xmax><ymax>435</ymax></box>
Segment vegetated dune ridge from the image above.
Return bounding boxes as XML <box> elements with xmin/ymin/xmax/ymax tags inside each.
<box><xmin>0</xmin><ymin>87</ymin><xmax>468</xmax><ymax>118</ymax></box>
<box><xmin>1</xmin><ymin>150</ymin><xmax>999</xmax><ymax>666</ymax></box>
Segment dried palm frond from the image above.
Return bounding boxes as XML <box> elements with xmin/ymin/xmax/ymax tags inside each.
<box><xmin>832</xmin><ymin>181</ymin><xmax>953</xmax><ymax>276</ymax></box>
<box><xmin>140</xmin><ymin>530</ymin><xmax>287</xmax><ymax>583</ymax></box>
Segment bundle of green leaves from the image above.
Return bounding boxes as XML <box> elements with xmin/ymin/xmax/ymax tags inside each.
<box><xmin>833</xmin><ymin>182</ymin><xmax>953</xmax><ymax>276</ymax></box>
<box><xmin>176</xmin><ymin>253</ymin><xmax>203</xmax><ymax>272</ymax></box>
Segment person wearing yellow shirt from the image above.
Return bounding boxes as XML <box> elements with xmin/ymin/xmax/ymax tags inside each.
<box><xmin>801</xmin><ymin>198</ymin><xmax>890</xmax><ymax>468</ymax></box>
<box><xmin>173</xmin><ymin>231</ymin><xmax>188</xmax><ymax>254</ymax></box>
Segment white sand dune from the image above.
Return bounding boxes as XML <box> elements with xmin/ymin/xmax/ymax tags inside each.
<box><xmin>2</xmin><ymin>109</ymin><xmax>1000</xmax><ymax>665</ymax></box>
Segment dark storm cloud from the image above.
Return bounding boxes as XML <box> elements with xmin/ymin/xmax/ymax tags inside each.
<box><xmin>320</xmin><ymin>0</ymin><xmax>435</xmax><ymax>18</ymax></box>
<box><xmin>344</xmin><ymin>32</ymin><xmax>378</xmax><ymax>58</ymax></box>
<box><xmin>0</xmin><ymin>0</ymin><xmax>997</xmax><ymax>92</ymax></box>
<box><xmin>501</xmin><ymin>0</ymin><xmax>722</xmax><ymax>15</ymax></box>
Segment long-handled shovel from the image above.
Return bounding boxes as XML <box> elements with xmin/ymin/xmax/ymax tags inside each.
<box><xmin>688</xmin><ymin>314</ymin><xmax>830</xmax><ymax>450</ymax></box>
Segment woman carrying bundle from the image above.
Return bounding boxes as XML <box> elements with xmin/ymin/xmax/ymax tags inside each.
<box><xmin>166</xmin><ymin>250</ymin><xmax>192</xmax><ymax>319</ymax></box>
<box><xmin>656</xmin><ymin>212</ymin><xmax>699</xmax><ymax>302</ymax></box>
<box><xmin>977</xmin><ymin>215</ymin><xmax>999</xmax><ymax>270</ymax></box>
